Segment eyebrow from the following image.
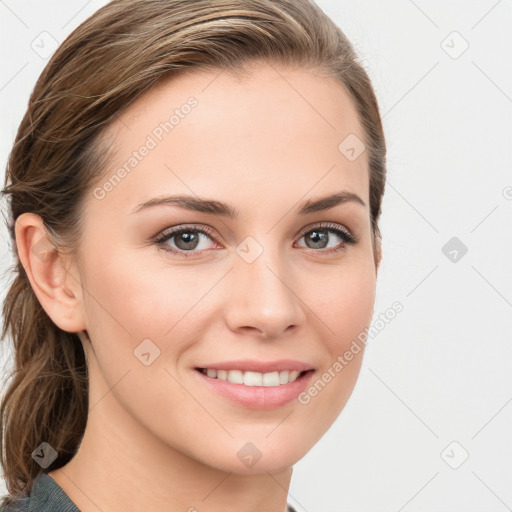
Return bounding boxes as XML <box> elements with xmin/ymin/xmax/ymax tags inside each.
<box><xmin>131</xmin><ymin>191</ymin><xmax>366</xmax><ymax>217</ymax></box>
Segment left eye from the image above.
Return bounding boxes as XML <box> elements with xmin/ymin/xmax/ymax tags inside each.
<box><xmin>295</xmin><ymin>225</ymin><xmax>356</xmax><ymax>251</ymax></box>
<box><xmin>154</xmin><ymin>222</ymin><xmax>357</xmax><ymax>257</ymax></box>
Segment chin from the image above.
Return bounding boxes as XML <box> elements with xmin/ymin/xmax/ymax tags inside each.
<box><xmin>194</xmin><ymin>430</ymin><xmax>317</xmax><ymax>475</ymax></box>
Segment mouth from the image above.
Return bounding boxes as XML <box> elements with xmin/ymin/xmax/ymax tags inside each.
<box><xmin>193</xmin><ymin>364</ymin><xmax>315</xmax><ymax>409</ymax></box>
<box><xmin>195</xmin><ymin>367</ymin><xmax>311</xmax><ymax>386</ymax></box>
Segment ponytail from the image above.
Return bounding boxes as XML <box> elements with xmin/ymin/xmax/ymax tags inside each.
<box><xmin>0</xmin><ymin>268</ymin><xmax>88</xmax><ymax>501</ymax></box>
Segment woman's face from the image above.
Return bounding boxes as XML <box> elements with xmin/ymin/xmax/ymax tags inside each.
<box><xmin>74</xmin><ymin>61</ymin><xmax>378</xmax><ymax>473</ymax></box>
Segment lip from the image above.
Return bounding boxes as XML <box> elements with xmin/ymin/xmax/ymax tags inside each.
<box><xmin>192</xmin><ymin>360</ymin><xmax>315</xmax><ymax>410</ymax></box>
<box><xmin>194</xmin><ymin>359</ymin><xmax>314</xmax><ymax>373</ymax></box>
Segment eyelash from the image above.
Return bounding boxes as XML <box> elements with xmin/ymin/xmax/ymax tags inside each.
<box><xmin>153</xmin><ymin>222</ymin><xmax>358</xmax><ymax>258</ymax></box>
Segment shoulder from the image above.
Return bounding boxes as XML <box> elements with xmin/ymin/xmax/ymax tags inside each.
<box><xmin>0</xmin><ymin>496</ymin><xmax>30</xmax><ymax>511</ymax></box>
<box><xmin>0</xmin><ymin>472</ymin><xmax>79</xmax><ymax>512</ymax></box>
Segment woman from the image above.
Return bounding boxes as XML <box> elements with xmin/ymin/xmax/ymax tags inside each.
<box><xmin>0</xmin><ymin>0</ymin><xmax>386</xmax><ymax>510</ymax></box>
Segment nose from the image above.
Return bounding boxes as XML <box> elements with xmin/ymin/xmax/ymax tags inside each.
<box><xmin>224</xmin><ymin>240</ymin><xmax>306</xmax><ymax>339</ymax></box>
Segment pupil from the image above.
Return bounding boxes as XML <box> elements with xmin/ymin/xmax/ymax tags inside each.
<box><xmin>307</xmin><ymin>230</ymin><xmax>328</xmax><ymax>249</ymax></box>
<box><xmin>176</xmin><ymin>231</ymin><xmax>199</xmax><ymax>250</ymax></box>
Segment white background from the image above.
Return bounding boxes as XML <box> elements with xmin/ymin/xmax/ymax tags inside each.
<box><xmin>1</xmin><ymin>1</ymin><xmax>511</xmax><ymax>511</ymax></box>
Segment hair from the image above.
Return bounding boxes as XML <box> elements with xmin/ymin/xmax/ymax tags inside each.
<box><xmin>0</xmin><ymin>0</ymin><xmax>386</xmax><ymax>504</ymax></box>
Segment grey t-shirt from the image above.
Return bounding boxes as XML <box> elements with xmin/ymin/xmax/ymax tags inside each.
<box><xmin>1</xmin><ymin>472</ymin><xmax>298</xmax><ymax>511</ymax></box>
<box><xmin>0</xmin><ymin>472</ymin><xmax>79</xmax><ymax>511</ymax></box>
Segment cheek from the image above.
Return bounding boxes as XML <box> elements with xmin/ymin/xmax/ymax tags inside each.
<box><xmin>311</xmin><ymin>256</ymin><xmax>376</xmax><ymax>347</ymax></box>
<box><xmin>81</xmin><ymin>247</ymin><xmax>202</xmax><ymax>343</ymax></box>
<box><xmin>296</xmin><ymin>257</ymin><xmax>376</xmax><ymax>422</ymax></box>
<box><xmin>78</xmin><ymin>251</ymin><xmax>206</xmax><ymax>431</ymax></box>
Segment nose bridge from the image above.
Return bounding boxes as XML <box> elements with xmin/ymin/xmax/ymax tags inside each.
<box><xmin>236</xmin><ymin>234</ymin><xmax>293</xmax><ymax>305</ymax></box>
<box><xmin>226</xmin><ymin>233</ymin><xmax>304</xmax><ymax>337</ymax></box>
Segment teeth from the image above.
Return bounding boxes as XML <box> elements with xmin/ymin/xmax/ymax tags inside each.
<box><xmin>201</xmin><ymin>368</ymin><xmax>304</xmax><ymax>386</ymax></box>
<box><xmin>262</xmin><ymin>371</ymin><xmax>280</xmax><ymax>387</ymax></box>
<box><xmin>289</xmin><ymin>370</ymin><xmax>299</xmax><ymax>381</ymax></box>
<box><xmin>244</xmin><ymin>371</ymin><xmax>262</xmax><ymax>386</ymax></box>
<box><xmin>228</xmin><ymin>370</ymin><xmax>244</xmax><ymax>384</ymax></box>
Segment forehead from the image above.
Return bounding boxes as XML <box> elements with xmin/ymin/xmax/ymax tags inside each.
<box><xmin>90</xmin><ymin>61</ymin><xmax>369</xmax><ymax>219</ymax></box>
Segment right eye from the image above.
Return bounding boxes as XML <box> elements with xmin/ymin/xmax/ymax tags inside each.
<box><xmin>153</xmin><ymin>224</ymin><xmax>220</xmax><ymax>257</ymax></box>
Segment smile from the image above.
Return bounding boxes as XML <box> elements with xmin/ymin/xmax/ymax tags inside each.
<box><xmin>197</xmin><ymin>368</ymin><xmax>306</xmax><ymax>386</ymax></box>
<box><xmin>193</xmin><ymin>362</ymin><xmax>315</xmax><ymax>409</ymax></box>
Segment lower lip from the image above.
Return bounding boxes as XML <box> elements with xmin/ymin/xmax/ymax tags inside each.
<box><xmin>193</xmin><ymin>369</ymin><xmax>315</xmax><ymax>409</ymax></box>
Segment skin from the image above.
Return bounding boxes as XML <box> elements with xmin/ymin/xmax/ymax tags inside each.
<box><xmin>16</xmin><ymin>61</ymin><xmax>380</xmax><ymax>512</ymax></box>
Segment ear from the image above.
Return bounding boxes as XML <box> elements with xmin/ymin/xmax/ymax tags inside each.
<box><xmin>14</xmin><ymin>212</ymin><xmax>87</xmax><ymax>333</ymax></box>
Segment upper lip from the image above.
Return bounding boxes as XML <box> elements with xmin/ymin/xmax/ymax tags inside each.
<box><xmin>195</xmin><ymin>359</ymin><xmax>314</xmax><ymax>373</ymax></box>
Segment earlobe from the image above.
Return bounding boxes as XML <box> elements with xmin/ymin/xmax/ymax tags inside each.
<box><xmin>14</xmin><ymin>213</ymin><xmax>87</xmax><ymax>333</ymax></box>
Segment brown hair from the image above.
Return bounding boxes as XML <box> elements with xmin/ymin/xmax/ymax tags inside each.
<box><xmin>0</xmin><ymin>0</ymin><xmax>386</xmax><ymax>503</ymax></box>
